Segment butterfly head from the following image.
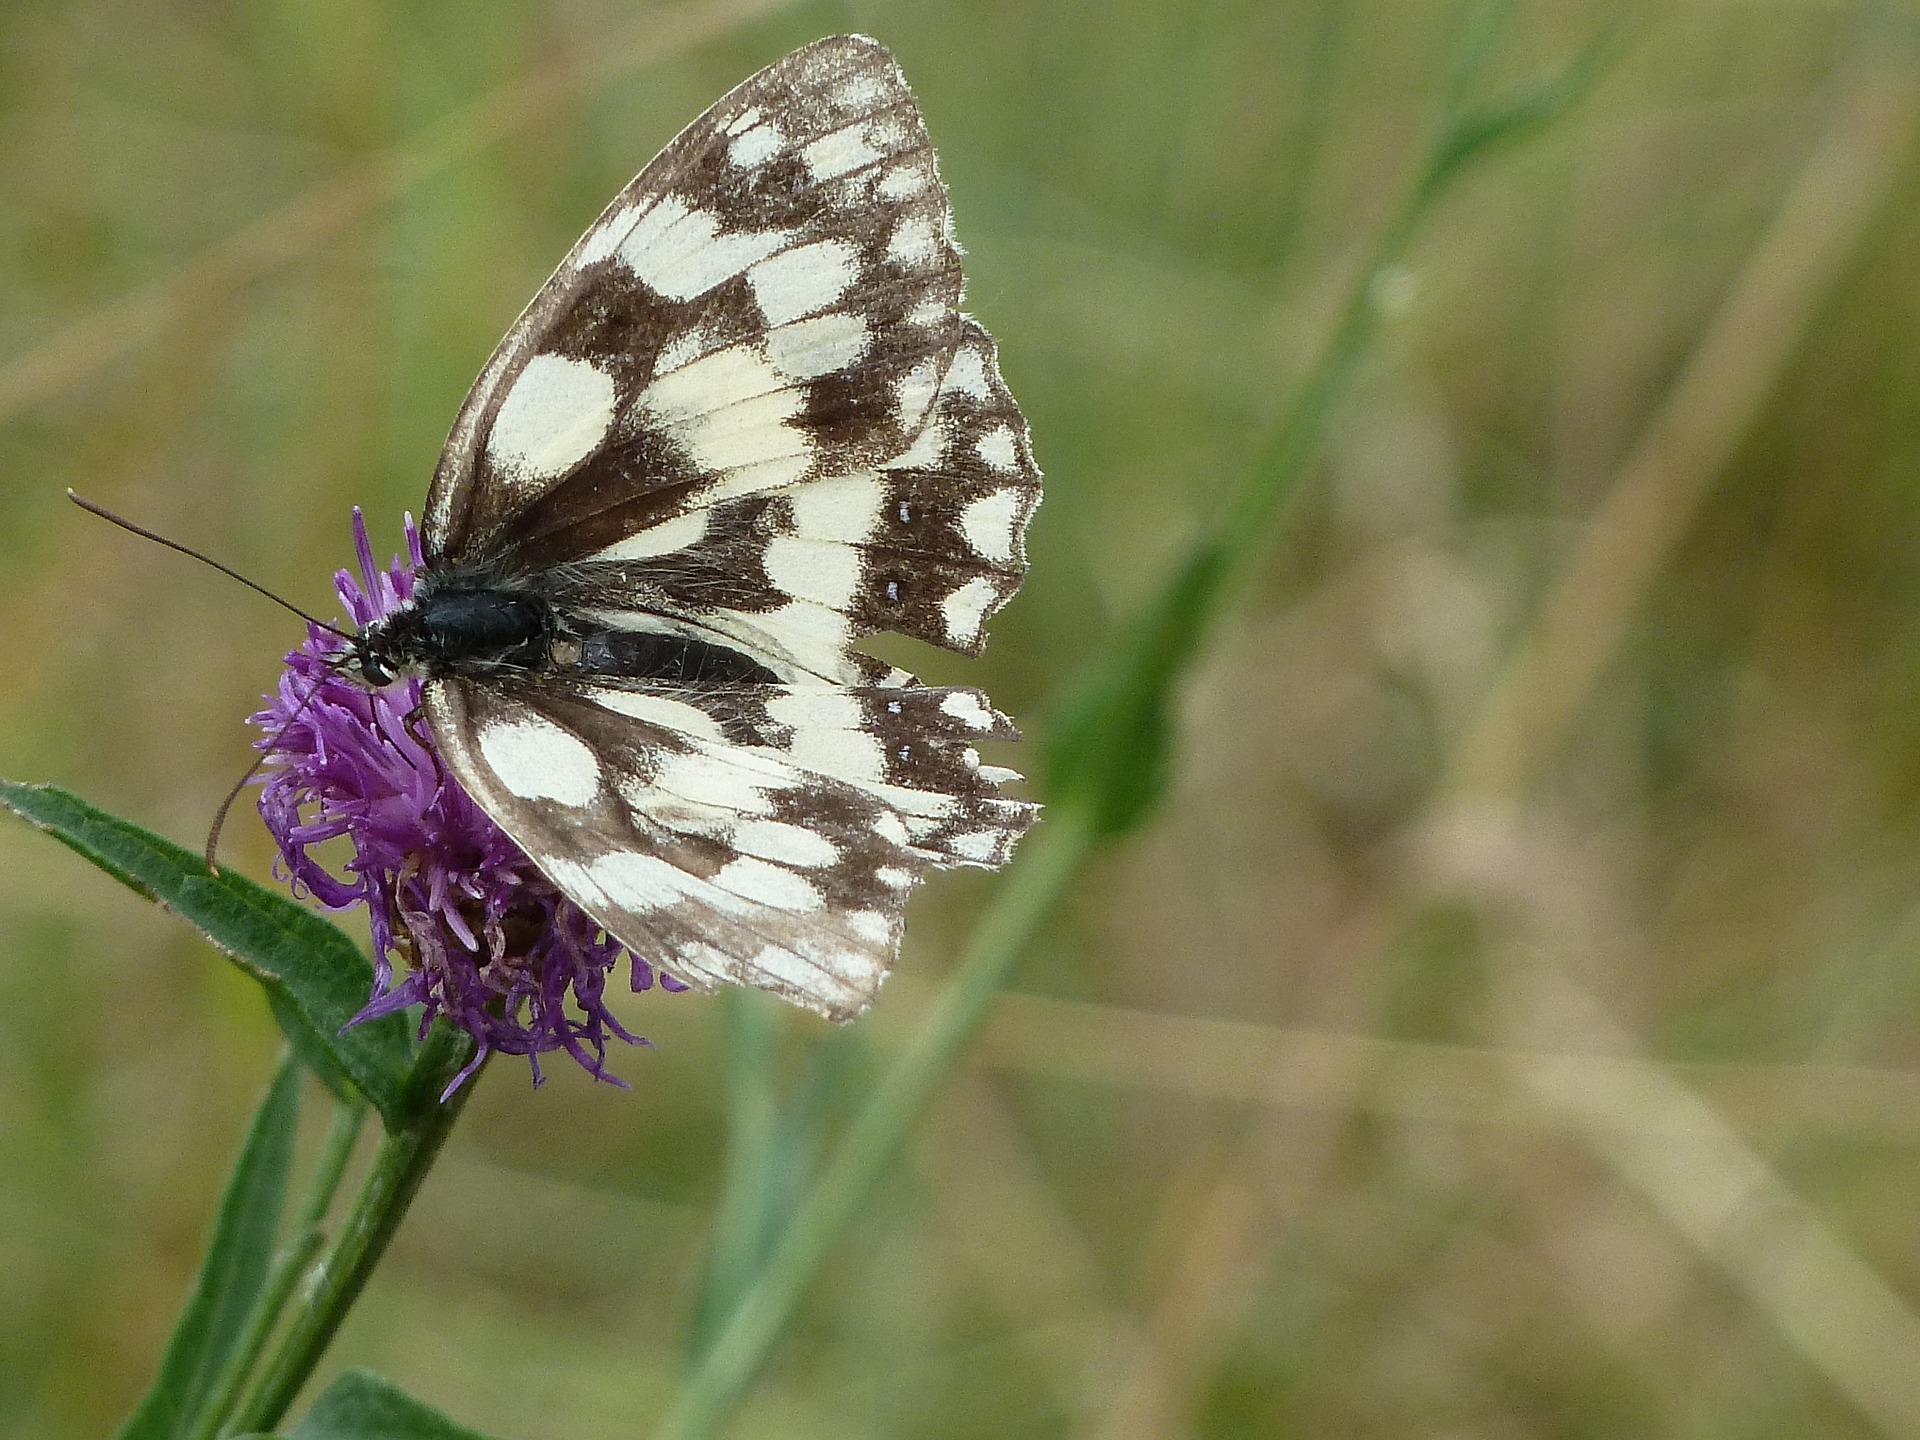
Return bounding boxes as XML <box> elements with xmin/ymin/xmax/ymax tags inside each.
<box><xmin>350</xmin><ymin>638</ymin><xmax>401</xmax><ymax>688</ymax></box>
<box><xmin>341</xmin><ymin>610</ymin><xmax>408</xmax><ymax>689</ymax></box>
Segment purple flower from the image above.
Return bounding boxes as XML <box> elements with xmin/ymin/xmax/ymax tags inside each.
<box><xmin>251</xmin><ymin>510</ymin><xmax>681</xmax><ymax>1093</ymax></box>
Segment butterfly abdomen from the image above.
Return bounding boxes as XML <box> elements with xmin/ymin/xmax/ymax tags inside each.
<box><xmin>570</xmin><ymin>626</ymin><xmax>780</xmax><ymax>684</ymax></box>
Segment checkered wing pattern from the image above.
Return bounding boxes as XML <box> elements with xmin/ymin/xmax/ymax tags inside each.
<box><xmin>424</xmin><ymin>35</ymin><xmax>1038</xmax><ymax>676</ymax></box>
<box><xmin>424</xmin><ymin>675</ymin><xmax>1031</xmax><ymax>1018</ymax></box>
<box><xmin>414</xmin><ymin>35</ymin><xmax>1040</xmax><ymax>1018</ymax></box>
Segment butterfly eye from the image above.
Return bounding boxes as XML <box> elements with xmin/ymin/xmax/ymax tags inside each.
<box><xmin>360</xmin><ymin>653</ymin><xmax>395</xmax><ymax>687</ymax></box>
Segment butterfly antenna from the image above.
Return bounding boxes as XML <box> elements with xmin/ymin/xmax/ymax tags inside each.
<box><xmin>205</xmin><ymin>664</ymin><xmax>340</xmax><ymax>875</ymax></box>
<box><xmin>69</xmin><ymin>490</ymin><xmax>352</xmax><ymax>641</ymax></box>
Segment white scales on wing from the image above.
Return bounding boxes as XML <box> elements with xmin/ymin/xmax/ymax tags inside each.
<box><xmin>348</xmin><ymin>35</ymin><xmax>1041</xmax><ymax>1019</ymax></box>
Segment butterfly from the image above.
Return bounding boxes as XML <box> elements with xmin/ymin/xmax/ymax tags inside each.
<box><xmin>347</xmin><ymin>34</ymin><xmax>1040</xmax><ymax>1021</ymax></box>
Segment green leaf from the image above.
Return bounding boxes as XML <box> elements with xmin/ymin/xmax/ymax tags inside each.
<box><xmin>0</xmin><ymin>780</ymin><xmax>412</xmax><ymax>1122</ymax></box>
<box><xmin>282</xmin><ymin>1369</ymin><xmax>496</xmax><ymax>1440</ymax></box>
<box><xmin>266</xmin><ymin>988</ymin><xmax>365</xmax><ymax>1109</ymax></box>
<box><xmin>114</xmin><ymin>1056</ymin><xmax>302</xmax><ymax>1440</ymax></box>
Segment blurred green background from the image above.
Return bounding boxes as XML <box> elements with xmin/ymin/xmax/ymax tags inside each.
<box><xmin>9</xmin><ymin>0</ymin><xmax>1920</xmax><ymax>1435</ymax></box>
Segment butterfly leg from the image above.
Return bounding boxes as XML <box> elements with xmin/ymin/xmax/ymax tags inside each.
<box><xmin>400</xmin><ymin>702</ymin><xmax>449</xmax><ymax>783</ymax></box>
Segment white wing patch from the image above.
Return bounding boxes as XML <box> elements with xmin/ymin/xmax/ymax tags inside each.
<box><xmin>733</xmin><ymin>818</ymin><xmax>841</xmax><ymax>868</ymax></box>
<box><xmin>790</xmin><ymin>473</ymin><xmax>884</xmax><ymax>543</ymax></box>
<box><xmin>651</xmin><ymin>747</ymin><xmax>783</xmax><ymax>815</ymax></box>
<box><xmin>961</xmin><ymin>488</ymin><xmax>1025</xmax><ymax>565</ymax></box>
<box><xmin>802</xmin><ymin>123</ymin><xmax>886</xmax><ymax>181</ymax></box>
<box><xmin>764</xmin><ymin>312</ymin><xmax>871</xmax><ymax>380</ymax></box>
<box><xmin>591</xmin><ymin>508</ymin><xmax>709</xmax><ymax>562</ymax></box>
<box><xmin>727</xmin><ymin>115</ymin><xmax>786</xmax><ymax>169</ymax></box>
<box><xmin>715</xmin><ymin>856</ymin><xmax>824</xmax><ymax>912</ymax></box>
<box><xmin>616</xmin><ymin>196</ymin><xmax>794</xmax><ymax>302</ymax></box>
<box><xmin>586</xmin><ymin>688</ymin><xmax>726</xmax><ymax>741</ymax></box>
<box><xmin>764</xmin><ymin>535</ymin><xmax>863</xmax><ymax>610</ymax></box>
<box><xmin>886</xmin><ymin>214</ymin><xmax>939</xmax><ymax>268</ymax></box>
<box><xmin>976</xmin><ymin>425</ymin><xmax>1020</xmax><ymax>473</ymax></box>
<box><xmin>639</xmin><ymin>344</ymin><xmax>811</xmax><ymax>487</ymax></box>
<box><xmin>486</xmin><ymin>355</ymin><xmax>619</xmax><ymax>482</ymax></box>
<box><xmin>748</xmin><ymin>240</ymin><xmax>860</xmax><ymax>326</ymax></box>
<box><xmin>477</xmin><ymin>714</ymin><xmax>602</xmax><ymax>805</ymax></box>
<box><xmin>940</xmin><ymin>577</ymin><xmax>1002</xmax><ymax>649</ymax></box>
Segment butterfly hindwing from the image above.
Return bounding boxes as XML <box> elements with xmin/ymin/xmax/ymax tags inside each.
<box><xmin>422</xmin><ymin>673</ymin><xmax>1035</xmax><ymax>1018</ymax></box>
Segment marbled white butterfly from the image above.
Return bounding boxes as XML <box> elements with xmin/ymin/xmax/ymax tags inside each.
<box><xmin>348</xmin><ymin>35</ymin><xmax>1040</xmax><ymax>1020</ymax></box>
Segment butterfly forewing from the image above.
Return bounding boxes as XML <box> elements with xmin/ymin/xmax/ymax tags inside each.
<box><xmin>406</xmin><ymin>35</ymin><xmax>1040</xmax><ymax>1018</ymax></box>
<box><xmin>425</xmin><ymin>35</ymin><xmax>965</xmax><ymax>573</ymax></box>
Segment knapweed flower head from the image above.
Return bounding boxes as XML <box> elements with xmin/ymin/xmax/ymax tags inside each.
<box><xmin>251</xmin><ymin>510</ymin><xmax>680</xmax><ymax>1092</ymax></box>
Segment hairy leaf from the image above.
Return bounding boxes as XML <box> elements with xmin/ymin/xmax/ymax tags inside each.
<box><xmin>284</xmin><ymin>1369</ymin><xmax>495</xmax><ymax>1440</ymax></box>
<box><xmin>0</xmin><ymin>781</ymin><xmax>412</xmax><ymax>1122</ymax></box>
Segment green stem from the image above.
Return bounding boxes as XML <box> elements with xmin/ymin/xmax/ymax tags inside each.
<box><xmin>294</xmin><ymin>1099</ymin><xmax>372</xmax><ymax>1234</ymax></box>
<box><xmin>653</xmin><ymin>806</ymin><xmax>1096</xmax><ymax>1440</ymax></box>
<box><xmin>186</xmin><ymin>1099</ymin><xmax>367</xmax><ymax>1440</ymax></box>
<box><xmin>693</xmin><ymin>989</ymin><xmax>783</xmax><ymax>1354</ymax></box>
<box><xmin>224</xmin><ymin>1028</ymin><xmax>478</xmax><ymax>1436</ymax></box>
<box><xmin>658</xmin><ymin>167</ymin><xmax>1411</xmax><ymax>1433</ymax></box>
